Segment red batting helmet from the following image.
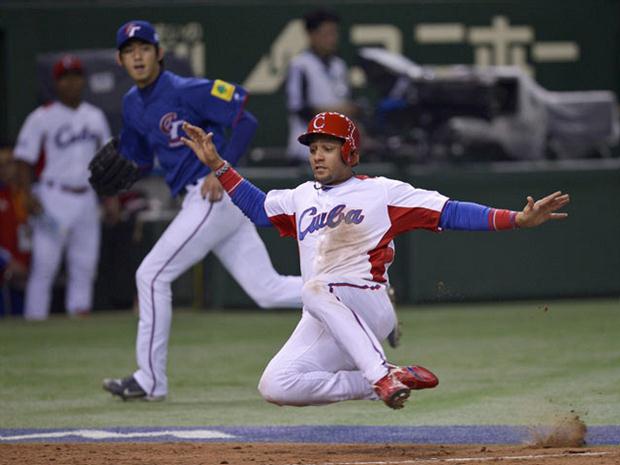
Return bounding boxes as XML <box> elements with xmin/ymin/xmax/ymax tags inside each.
<box><xmin>298</xmin><ymin>112</ymin><xmax>361</xmax><ymax>166</ymax></box>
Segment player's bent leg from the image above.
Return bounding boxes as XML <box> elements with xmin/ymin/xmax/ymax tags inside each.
<box><xmin>300</xmin><ymin>278</ymin><xmax>426</xmax><ymax>409</ymax></box>
<box><xmin>257</xmin><ymin>311</ymin><xmax>376</xmax><ymax>406</ymax></box>
<box><xmin>213</xmin><ymin>207</ymin><xmax>302</xmax><ymax>308</ymax></box>
<box><xmin>300</xmin><ymin>278</ymin><xmax>394</xmax><ymax>385</ymax></box>
<box><xmin>258</xmin><ymin>365</ymin><xmax>373</xmax><ymax>406</ymax></box>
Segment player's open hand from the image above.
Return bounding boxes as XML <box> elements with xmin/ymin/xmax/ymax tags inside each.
<box><xmin>515</xmin><ymin>191</ymin><xmax>570</xmax><ymax>228</ymax></box>
<box><xmin>181</xmin><ymin>122</ymin><xmax>223</xmax><ymax>170</ymax></box>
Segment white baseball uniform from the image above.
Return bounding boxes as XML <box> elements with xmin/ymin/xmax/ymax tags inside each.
<box><xmin>256</xmin><ymin>175</ymin><xmax>448</xmax><ymax>405</ymax></box>
<box><xmin>14</xmin><ymin>101</ymin><xmax>111</xmax><ymax>320</ymax></box>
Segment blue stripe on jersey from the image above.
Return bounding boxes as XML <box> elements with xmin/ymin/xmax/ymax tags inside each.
<box><xmin>439</xmin><ymin>200</ymin><xmax>491</xmax><ymax>230</ymax></box>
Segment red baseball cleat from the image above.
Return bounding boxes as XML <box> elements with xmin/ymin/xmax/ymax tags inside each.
<box><xmin>373</xmin><ymin>372</ymin><xmax>410</xmax><ymax>409</ymax></box>
<box><xmin>390</xmin><ymin>364</ymin><xmax>439</xmax><ymax>390</ymax></box>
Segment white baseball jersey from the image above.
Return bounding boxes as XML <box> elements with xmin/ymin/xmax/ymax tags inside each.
<box><xmin>14</xmin><ymin>101</ymin><xmax>110</xmax><ymax>320</ymax></box>
<box><xmin>14</xmin><ymin>101</ymin><xmax>110</xmax><ymax>186</ymax></box>
<box><xmin>264</xmin><ymin>175</ymin><xmax>449</xmax><ymax>283</ymax></box>
<box><xmin>286</xmin><ymin>51</ymin><xmax>350</xmax><ymax>159</ymax></box>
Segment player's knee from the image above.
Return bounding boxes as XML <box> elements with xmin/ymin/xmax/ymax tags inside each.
<box><xmin>29</xmin><ymin>262</ymin><xmax>57</xmax><ymax>281</ymax></box>
<box><xmin>258</xmin><ymin>369</ymin><xmax>301</xmax><ymax>406</ymax></box>
<box><xmin>135</xmin><ymin>260</ymin><xmax>168</xmax><ymax>289</ymax></box>
<box><xmin>257</xmin><ymin>373</ymin><xmax>287</xmax><ymax>405</ymax></box>
<box><xmin>135</xmin><ymin>263</ymin><xmax>162</xmax><ymax>294</ymax></box>
<box><xmin>135</xmin><ymin>262</ymin><xmax>151</xmax><ymax>288</ymax></box>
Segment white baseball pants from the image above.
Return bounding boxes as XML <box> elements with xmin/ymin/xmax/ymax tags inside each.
<box><xmin>258</xmin><ymin>276</ymin><xmax>396</xmax><ymax>406</ymax></box>
<box><xmin>24</xmin><ymin>182</ymin><xmax>100</xmax><ymax>320</ymax></box>
<box><xmin>133</xmin><ymin>182</ymin><xmax>303</xmax><ymax>398</ymax></box>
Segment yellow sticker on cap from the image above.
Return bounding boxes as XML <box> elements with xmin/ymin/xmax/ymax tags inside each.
<box><xmin>211</xmin><ymin>79</ymin><xmax>235</xmax><ymax>102</ymax></box>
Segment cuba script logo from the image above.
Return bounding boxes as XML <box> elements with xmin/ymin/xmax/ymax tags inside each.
<box><xmin>159</xmin><ymin>112</ymin><xmax>184</xmax><ymax>147</ymax></box>
<box><xmin>54</xmin><ymin>124</ymin><xmax>100</xmax><ymax>148</ymax></box>
<box><xmin>298</xmin><ymin>204</ymin><xmax>365</xmax><ymax>241</ymax></box>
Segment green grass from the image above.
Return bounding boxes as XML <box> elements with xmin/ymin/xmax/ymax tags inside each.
<box><xmin>0</xmin><ymin>299</ymin><xmax>619</xmax><ymax>428</ymax></box>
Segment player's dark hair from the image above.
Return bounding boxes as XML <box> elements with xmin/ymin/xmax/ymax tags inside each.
<box><xmin>303</xmin><ymin>9</ymin><xmax>340</xmax><ymax>33</ymax></box>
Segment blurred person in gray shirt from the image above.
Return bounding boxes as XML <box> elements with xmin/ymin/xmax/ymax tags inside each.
<box><xmin>286</xmin><ymin>9</ymin><xmax>358</xmax><ymax>162</ymax></box>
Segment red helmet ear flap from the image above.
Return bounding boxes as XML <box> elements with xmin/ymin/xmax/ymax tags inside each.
<box><xmin>342</xmin><ymin>123</ymin><xmax>360</xmax><ymax>166</ymax></box>
<box><xmin>341</xmin><ymin>139</ymin><xmax>352</xmax><ymax>165</ymax></box>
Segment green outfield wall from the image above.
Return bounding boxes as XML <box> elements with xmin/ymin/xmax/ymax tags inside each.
<box><xmin>1</xmin><ymin>0</ymin><xmax>619</xmax><ymax>146</ymax></box>
<box><xmin>177</xmin><ymin>162</ymin><xmax>619</xmax><ymax>307</ymax></box>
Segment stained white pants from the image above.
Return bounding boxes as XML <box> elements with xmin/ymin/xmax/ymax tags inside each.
<box><xmin>24</xmin><ymin>182</ymin><xmax>100</xmax><ymax>320</ymax></box>
<box><xmin>133</xmin><ymin>182</ymin><xmax>303</xmax><ymax>398</ymax></box>
<box><xmin>258</xmin><ymin>276</ymin><xmax>395</xmax><ymax>406</ymax></box>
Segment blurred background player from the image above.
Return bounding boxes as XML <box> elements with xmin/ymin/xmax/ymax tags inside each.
<box><xmin>182</xmin><ymin>111</ymin><xmax>570</xmax><ymax>410</ymax></box>
<box><xmin>101</xmin><ymin>20</ymin><xmax>302</xmax><ymax>402</ymax></box>
<box><xmin>285</xmin><ymin>9</ymin><xmax>358</xmax><ymax>162</ymax></box>
<box><xmin>13</xmin><ymin>55</ymin><xmax>111</xmax><ymax>320</ymax></box>
<box><xmin>0</xmin><ymin>144</ymin><xmax>30</xmax><ymax>317</ymax></box>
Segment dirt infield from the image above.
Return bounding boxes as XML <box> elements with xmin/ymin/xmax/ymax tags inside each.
<box><xmin>1</xmin><ymin>443</ymin><xmax>618</xmax><ymax>465</ymax></box>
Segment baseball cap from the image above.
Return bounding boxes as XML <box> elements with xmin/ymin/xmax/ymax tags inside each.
<box><xmin>52</xmin><ymin>55</ymin><xmax>84</xmax><ymax>80</ymax></box>
<box><xmin>116</xmin><ymin>20</ymin><xmax>160</xmax><ymax>50</ymax></box>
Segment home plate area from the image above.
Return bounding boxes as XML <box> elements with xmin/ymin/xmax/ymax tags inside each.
<box><xmin>0</xmin><ymin>425</ymin><xmax>618</xmax><ymax>465</ymax></box>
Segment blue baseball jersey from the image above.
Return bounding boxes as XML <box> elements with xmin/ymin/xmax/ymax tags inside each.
<box><xmin>119</xmin><ymin>70</ymin><xmax>249</xmax><ymax>197</ymax></box>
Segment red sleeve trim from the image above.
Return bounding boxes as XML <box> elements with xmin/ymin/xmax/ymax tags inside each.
<box><xmin>216</xmin><ymin>166</ymin><xmax>244</xmax><ymax>194</ymax></box>
<box><xmin>388</xmin><ymin>205</ymin><xmax>443</xmax><ymax>235</ymax></box>
<box><xmin>488</xmin><ymin>209</ymin><xmax>518</xmax><ymax>230</ymax></box>
<box><xmin>269</xmin><ymin>213</ymin><xmax>297</xmax><ymax>238</ymax></box>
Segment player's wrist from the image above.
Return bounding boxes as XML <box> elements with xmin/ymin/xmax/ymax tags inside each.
<box><xmin>213</xmin><ymin>160</ymin><xmax>229</xmax><ymax>176</ymax></box>
<box><xmin>515</xmin><ymin>212</ymin><xmax>526</xmax><ymax>228</ymax></box>
<box><xmin>489</xmin><ymin>209</ymin><xmax>519</xmax><ymax>230</ymax></box>
<box><xmin>215</xmin><ymin>163</ymin><xmax>244</xmax><ymax>194</ymax></box>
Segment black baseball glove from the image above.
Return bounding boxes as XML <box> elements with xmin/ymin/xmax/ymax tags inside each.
<box><xmin>88</xmin><ymin>138</ymin><xmax>141</xmax><ymax>196</ymax></box>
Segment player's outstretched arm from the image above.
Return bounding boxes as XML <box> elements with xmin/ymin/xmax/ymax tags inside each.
<box><xmin>515</xmin><ymin>191</ymin><xmax>570</xmax><ymax>228</ymax></box>
<box><xmin>438</xmin><ymin>191</ymin><xmax>570</xmax><ymax>231</ymax></box>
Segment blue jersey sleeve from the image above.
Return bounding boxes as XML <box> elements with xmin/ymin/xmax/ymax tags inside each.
<box><xmin>182</xmin><ymin>78</ymin><xmax>249</xmax><ymax>127</ymax></box>
<box><xmin>220</xmin><ymin>110</ymin><xmax>258</xmax><ymax>166</ymax></box>
<box><xmin>439</xmin><ymin>200</ymin><xmax>518</xmax><ymax>231</ymax></box>
<box><xmin>229</xmin><ymin>179</ymin><xmax>271</xmax><ymax>227</ymax></box>
<box><xmin>439</xmin><ymin>200</ymin><xmax>491</xmax><ymax>230</ymax></box>
<box><xmin>181</xmin><ymin>78</ymin><xmax>256</xmax><ymax>166</ymax></box>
